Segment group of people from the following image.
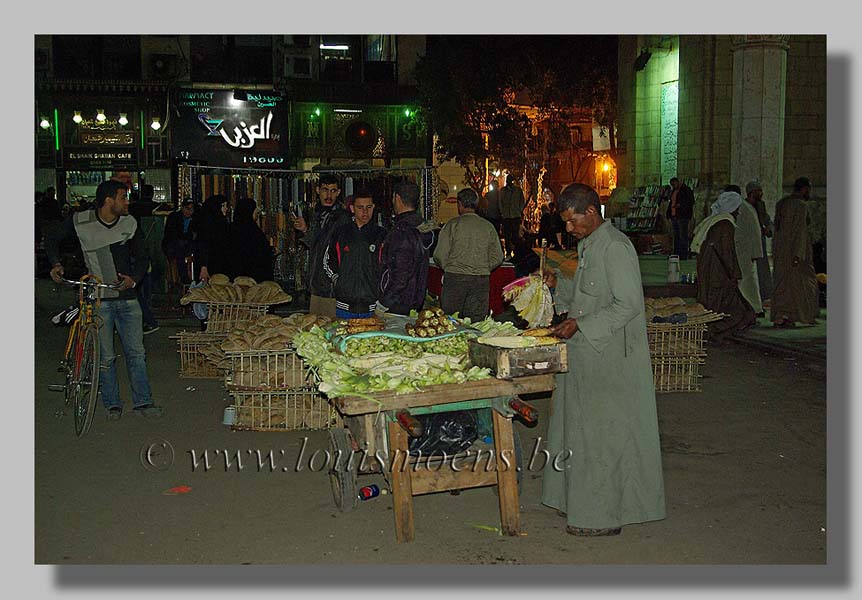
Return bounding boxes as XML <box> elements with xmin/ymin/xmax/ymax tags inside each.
<box><xmin>690</xmin><ymin>176</ymin><xmax>820</xmax><ymax>340</ymax></box>
<box><xmin>292</xmin><ymin>174</ymin><xmax>435</xmax><ymax>321</ymax></box>
<box><xmin>161</xmin><ymin>193</ymin><xmax>275</xmax><ymax>287</ymax></box>
<box><xmin>478</xmin><ymin>175</ymin><xmax>567</xmax><ymax>258</ymax></box>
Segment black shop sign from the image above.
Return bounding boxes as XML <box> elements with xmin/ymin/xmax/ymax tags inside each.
<box><xmin>172</xmin><ymin>89</ymin><xmax>289</xmax><ymax>168</ymax></box>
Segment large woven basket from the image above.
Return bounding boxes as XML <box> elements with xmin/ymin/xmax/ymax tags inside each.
<box><xmin>172</xmin><ymin>331</ymin><xmax>228</xmax><ymax>379</ymax></box>
<box><xmin>204</xmin><ymin>302</ymin><xmax>270</xmax><ymax>333</ymax></box>
<box><xmin>223</xmin><ymin>347</ymin><xmax>310</xmax><ymax>390</ymax></box>
<box><xmin>228</xmin><ymin>388</ymin><xmax>334</xmax><ymax>432</ymax></box>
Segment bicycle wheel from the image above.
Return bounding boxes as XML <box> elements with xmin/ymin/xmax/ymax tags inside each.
<box><xmin>72</xmin><ymin>323</ymin><xmax>100</xmax><ymax>437</ymax></box>
<box><xmin>62</xmin><ymin>320</ymin><xmax>80</xmax><ymax>409</ymax></box>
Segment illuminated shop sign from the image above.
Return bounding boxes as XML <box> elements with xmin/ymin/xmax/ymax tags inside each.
<box><xmin>64</xmin><ymin>147</ymin><xmax>137</xmax><ymax>169</ymax></box>
<box><xmin>172</xmin><ymin>89</ymin><xmax>288</xmax><ymax>167</ymax></box>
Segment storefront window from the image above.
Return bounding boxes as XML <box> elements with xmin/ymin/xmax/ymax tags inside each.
<box><xmin>320</xmin><ymin>36</ymin><xmax>354</xmax><ymax>82</ymax></box>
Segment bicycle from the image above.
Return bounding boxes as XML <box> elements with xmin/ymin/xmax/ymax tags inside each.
<box><xmin>49</xmin><ymin>275</ymin><xmax>121</xmax><ymax>437</ymax></box>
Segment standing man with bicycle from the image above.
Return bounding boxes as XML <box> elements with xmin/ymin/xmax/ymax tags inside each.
<box><xmin>46</xmin><ymin>179</ymin><xmax>164</xmax><ymax>421</ymax></box>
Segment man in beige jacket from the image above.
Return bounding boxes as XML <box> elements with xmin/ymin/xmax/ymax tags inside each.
<box><xmin>433</xmin><ymin>187</ymin><xmax>505</xmax><ymax>322</ymax></box>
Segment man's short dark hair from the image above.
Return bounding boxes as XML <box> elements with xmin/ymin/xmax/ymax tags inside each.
<box><xmin>318</xmin><ymin>173</ymin><xmax>339</xmax><ymax>187</ymax></box>
<box><xmin>669</xmin><ymin>177</ymin><xmax>679</xmax><ymax>185</ymax></box>
<box><xmin>181</xmin><ymin>198</ymin><xmax>195</xmax><ymax>207</ymax></box>
<box><xmin>352</xmin><ymin>188</ymin><xmax>375</xmax><ymax>203</ymax></box>
<box><xmin>723</xmin><ymin>184</ymin><xmax>742</xmax><ymax>194</ymax></box>
<box><xmin>506</xmin><ymin>174</ymin><xmax>516</xmax><ymax>186</ymax></box>
<box><xmin>457</xmin><ymin>187</ymin><xmax>479</xmax><ymax>210</ymax></box>
<box><xmin>558</xmin><ymin>183</ymin><xmax>601</xmax><ymax>215</ymax></box>
<box><xmin>794</xmin><ymin>176</ymin><xmax>811</xmax><ymax>191</ymax></box>
<box><xmin>141</xmin><ymin>184</ymin><xmax>155</xmax><ymax>202</ymax></box>
<box><xmin>95</xmin><ymin>180</ymin><xmax>126</xmax><ymax>209</ymax></box>
<box><xmin>394</xmin><ymin>181</ymin><xmax>420</xmax><ymax>210</ymax></box>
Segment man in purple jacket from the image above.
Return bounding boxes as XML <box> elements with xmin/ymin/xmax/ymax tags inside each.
<box><xmin>377</xmin><ymin>181</ymin><xmax>434</xmax><ymax>316</ymax></box>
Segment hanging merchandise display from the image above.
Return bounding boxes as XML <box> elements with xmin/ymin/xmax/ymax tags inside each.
<box><xmin>177</xmin><ymin>163</ymin><xmax>440</xmax><ymax>293</ymax></box>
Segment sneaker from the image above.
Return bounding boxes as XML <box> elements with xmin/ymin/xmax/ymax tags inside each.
<box><xmin>106</xmin><ymin>407</ymin><xmax>123</xmax><ymax>421</ymax></box>
<box><xmin>133</xmin><ymin>404</ymin><xmax>164</xmax><ymax>418</ymax></box>
<box><xmin>143</xmin><ymin>324</ymin><xmax>160</xmax><ymax>335</ymax></box>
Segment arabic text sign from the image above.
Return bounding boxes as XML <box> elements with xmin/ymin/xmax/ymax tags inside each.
<box><xmin>173</xmin><ymin>89</ymin><xmax>288</xmax><ymax>167</ymax></box>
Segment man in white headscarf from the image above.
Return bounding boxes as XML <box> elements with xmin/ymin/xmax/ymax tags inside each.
<box><xmin>692</xmin><ymin>191</ymin><xmax>757</xmax><ymax>341</ymax></box>
<box><xmin>728</xmin><ymin>184</ymin><xmax>764</xmax><ymax>315</ymax></box>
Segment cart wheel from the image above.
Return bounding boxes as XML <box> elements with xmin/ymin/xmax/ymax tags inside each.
<box><xmin>329</xmin><ymin>428</ymin><xmax>358</xmax><ymax>512</ymax></box>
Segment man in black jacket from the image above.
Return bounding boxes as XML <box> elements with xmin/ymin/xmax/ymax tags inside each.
<box><xmin>162</xmin><ymin>199</ymin><xmax>197</xmax><ymax>284</ymax></box>
<box><xmin>324</xmin><ymin>191</ymin><xmax>387</xmax><ymax>319</ymax></box>
<box><xmin>665</xmin><ymin>177</ymin><xmax>695</xmax><ymax>259</ymax></box>
<box><xmin>46</xmin><ymin>179</ymin><xmax>163</xmax><ymax>421</ymax></box>
<box><xmin>378</xmin><ymin>181</ymin><xmax>433</xmax><ymax>316</ymax></box>
<box><xmin>292</xmin><ymin>174</ymin><xmax>351</xmax><ymax>317</ymax></box>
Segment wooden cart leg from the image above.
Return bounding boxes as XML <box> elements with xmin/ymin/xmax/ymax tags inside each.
<box><xmin>492</xmin><ymin>410</ymin><xmax>521</xmax><ymax>536</ymax></box>
<box><xmin>388</xmin><ymin>421</ymin><xmax>415</xmax><ymax>543</ymax></box>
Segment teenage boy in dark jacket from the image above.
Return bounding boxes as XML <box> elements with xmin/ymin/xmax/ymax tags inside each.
<box><xmin>292</xmin><ymin>174</ymin><xmax>351</xmax><ymax>317</ymax></box>
<box><xmin>324</xmin><ymin>191</ymin><xmax>387</xmax><ymax>319</ymax></box>
<box><xmin>378</xmin><ymin>181</ymin><xmax>434</xmax><ymax>315</ymax></box>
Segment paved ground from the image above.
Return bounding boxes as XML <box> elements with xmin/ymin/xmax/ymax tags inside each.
<box><xmin>34</xmin><ymin>278</ymin><xmax>827</xmax><ymax>565</ymax></box>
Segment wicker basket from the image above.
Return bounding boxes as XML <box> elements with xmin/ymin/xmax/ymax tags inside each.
<box><xmin>223</xmin><ymin>348</ymin><xmax>310</xmax><ymax>390</ymax></box>
<box><xmin>229</xmin><ymin>387</ymin><xmax>334</xmax><ymax>431</ymax></box>
<box><xmin>651</xmin><ymin>355</ymin><xmax>705</xmax><ymax>393</ymax></box>
<box><xmin>204</xmin><ymin>302</ymin><xmax>270</xmax><ymax>333</ymax></box>
<box><xmin>173</xmin><ymin>332</ymin><xmax>228</xmax><ymax>378</ymax></box>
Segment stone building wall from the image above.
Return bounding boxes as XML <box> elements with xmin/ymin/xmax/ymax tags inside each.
<box><xmin>617</xmin><ymin>34</ymin><xmax>826</xmax><ymax>225</ymax></box>
<box><xmin>783</xmin><ymin>35</ymin><xmax>827</xmax><ymax>194</ymax></box>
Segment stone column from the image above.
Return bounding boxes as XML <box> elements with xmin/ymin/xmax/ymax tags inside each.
<box><xmin>730</xmin><ymin>35</ymin><xmax>790</xmax><ymax>222</ymax></box>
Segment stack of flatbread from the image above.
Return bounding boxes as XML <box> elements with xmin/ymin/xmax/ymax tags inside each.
<box><xmin>180</xmin><ymin>275</ymin><xmax>293</xmax><ymax>305</ymax></box>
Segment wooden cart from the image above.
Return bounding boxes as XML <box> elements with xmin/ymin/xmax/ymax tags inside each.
<box><xmin>328</xmin><ymin>374</ymin><xmax>555</xmax><ymax>543</ymax></box>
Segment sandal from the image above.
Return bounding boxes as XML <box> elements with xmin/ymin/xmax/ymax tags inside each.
<box><xmin>566</xmin><ymin>526</ymin><xmax>621</xmax><ymax>537</ymax></box>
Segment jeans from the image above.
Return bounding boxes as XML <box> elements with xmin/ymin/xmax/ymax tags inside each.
<box><xmin>137</xmin><ymin>272</ymin><xmax>158</xmax><ymax>328</ymax></box>
<box><xmin>671</xmin><ymin>217</ymin><xmax>691</xmax><ymax>259</ymax></box>
<box><xmin>96</xmin><ymin>299</ymin><xmax>153</xmax><ymax>409</ymax></box>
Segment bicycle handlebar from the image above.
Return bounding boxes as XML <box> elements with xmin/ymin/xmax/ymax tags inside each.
<box><xmin>57</xmin><ymin>277</ymin><xmax>123</xmax><ymax>291</ymax></box>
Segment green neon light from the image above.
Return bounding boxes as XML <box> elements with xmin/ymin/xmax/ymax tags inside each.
<box><xmin>404</xmin><ymin>108</ymin><xmax>411</xmax><ymax>117</ymax></box>
<box><xmin>314</xmin><ymin>107</ymin><xmax>321</xmax><ymax>116</ymax></box>
<box><xmin>53</xmin><ymin>108</ymin><xmax>59</xmax><ymax>151</ymax></box>
<box><xmin>140</xmin><ymin>111</ymin><xmax>145</xmax><ymax>149</ymax></box>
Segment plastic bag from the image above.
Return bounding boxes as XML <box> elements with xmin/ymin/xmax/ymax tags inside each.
<box><xmin>189</xmin><ymin>280</ymin><xmax>208</xmax><ymax>321</ymax></box>
<box><xmin>408</xmin><ymin>410</ymin><xmax>479</xmax><ymax>456</ymax></box>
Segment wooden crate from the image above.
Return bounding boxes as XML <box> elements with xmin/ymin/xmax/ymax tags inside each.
<box><xmin>223</xmin><ymin>348</ymin><xmax>310</xmax><ymax>390</ymax></box>
<box><xmin>173</xmin><ymin>332</ymin><xmax>228</xmax><ymax>379</ymax></box>
<box><xmin>647</xmin><ymin>322</ymin><xmax>707</xmax><ymax>357</ymax></box>
<box><xmin>468</xmin><ymin>339</ymin><xmax>568</xmax><ymax>379</ymax></box>
<box><xmin>651</xmin><ymin>355</ymin><xmax>704</xmax><ymax>393</ymax></box>
<box><xmin>204</xmin><ymin>302</ymin><xmax>270</xmax><ymax>333</ymax></box>
<box><xmin>229</xmin><ymin>388</ymin><xmax>334</xmax><ymax>431</ymax></box>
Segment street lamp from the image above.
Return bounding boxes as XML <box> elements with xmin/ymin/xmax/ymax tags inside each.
<box><xmin>150</xmin><ymin>117</ymin><xmax>162</xmax><ymax>131</ymax></box>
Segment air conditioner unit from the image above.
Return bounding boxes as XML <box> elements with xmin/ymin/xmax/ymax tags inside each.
<box><xmin>284</xmin><ymin>55</ymin><xmax>312</xmax><ymax>79</ymax></box>
<box><xmin>149</xmin><ymin>54</ymin><xmax>178</xmax><ymax>80</ymax></box>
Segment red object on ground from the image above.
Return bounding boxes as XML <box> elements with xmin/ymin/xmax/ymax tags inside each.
<box><xmin>426</xmin><ymin>264</ymin><xmax>516</xmax><ymax>316</ymax></box>
<box><xmin>163</xmin><ymin>485</ymin><xmax>192</xmax><ymax>495</ymax></box>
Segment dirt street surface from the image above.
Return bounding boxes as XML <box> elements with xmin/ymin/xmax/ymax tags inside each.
<box><xmin>34</xmin><ymin>281</ymin><xmax>826</xmax><ymax>565</ymax></box>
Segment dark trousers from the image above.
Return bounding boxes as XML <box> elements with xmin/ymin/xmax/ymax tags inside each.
<box><xmin>440</xmin><ymin>272</ymin><xmax>490</xmax><ymax>323</ymax></box>
<box><xmin>671</xmin><ymin>217</ymin><xmax>691</xmax><ymax>259</ymax></box>
<box><xmin>502</xmin><ymin>218</ymin><xmax>521</xmax><ymax>256</ymax></box>
<box><xmin>137</xmin><ymin>272</ymin><xmax>158</xmax><ymax>328</ymax></box>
